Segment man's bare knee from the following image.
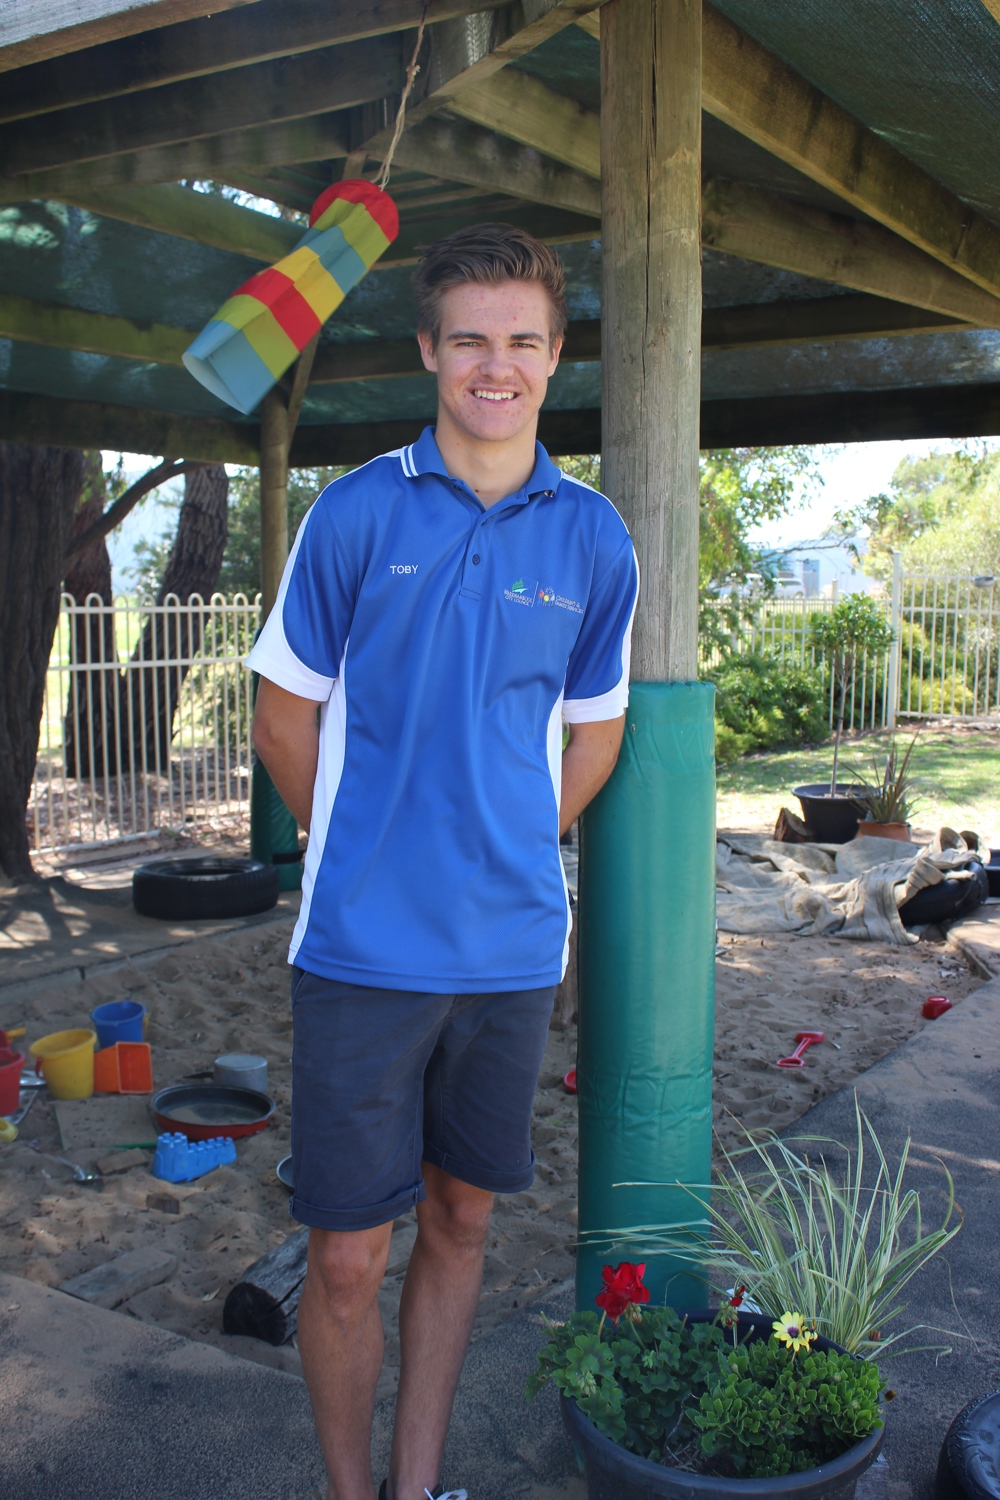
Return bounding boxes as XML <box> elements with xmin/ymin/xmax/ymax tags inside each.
<box><xmin>306</xmin><ymin>1225</ymin><xmax>391</xmax><ymax>1319</ymax></box>
<box><xmin>418</xmin><ymin>1172</ymin><xmax>493</xmax><ymax>1255</ymax></box>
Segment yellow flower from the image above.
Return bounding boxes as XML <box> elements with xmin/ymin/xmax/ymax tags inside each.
<box><xmin>772</xmin><ymin>1312</ymin><xmax>816</xmax><ymax>1352</ymax></box>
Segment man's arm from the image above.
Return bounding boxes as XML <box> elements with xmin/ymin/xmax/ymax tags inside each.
<box><xmin>560</xmin><ymin>715</ymin><xmax>625</xmax><ymax>835</ymax></box>
<box><xmin>252</xmin><ymin>677</ymin><xmax>321</xmax><ymax>830</ymax></box>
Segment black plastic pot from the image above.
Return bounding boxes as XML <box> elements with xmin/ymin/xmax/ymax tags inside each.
<box><xmin>900</xmin><ymin>862</ymin><xmax>988</xmax><ymax>929</ymax></box>
<box><xmin>793</xmin><ymin>786</ymin><xmax>868</xmax><ymax>845</ymax></box>
<box><xmin>560</xmin><ymin>1311</ymin><xmax>884</xmax><ymax>1500</ymax></box>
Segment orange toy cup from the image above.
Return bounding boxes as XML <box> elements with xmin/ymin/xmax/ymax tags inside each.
<box><xmin>94</xmin><ymin>1042</ymin><xmax>153</xmax><ymax>1094</ymax></box>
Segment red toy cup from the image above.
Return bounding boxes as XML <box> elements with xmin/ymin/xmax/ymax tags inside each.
<box><xmin>0</xmin><ymin>1046</ymin><xmax>25</xmax><ymax>1116</ymax></box>
<box><xmin>922</xmin><ymin>995</ymin><xmax>952</xmax><ymax>1020</ymax></box>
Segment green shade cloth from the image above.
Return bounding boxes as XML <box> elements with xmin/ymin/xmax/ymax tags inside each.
<box><xmin>576</xmin><ymin>681</ymin><xmax>716</xmax><ymax>1311</ymax></box>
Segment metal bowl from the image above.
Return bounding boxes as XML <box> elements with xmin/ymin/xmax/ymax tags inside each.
<box><xmin>151</xmin><ymin>1083</ymin><xmax>275</xmax><ymax>1141</ymax></box>
<box><xmin>276</xmin><ymin>1155</ymin><xmax>294</xmax><ymax>1190</ymax></box>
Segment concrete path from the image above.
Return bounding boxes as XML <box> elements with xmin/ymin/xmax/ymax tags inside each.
<box><xmin>784</xmin><ymin>972</ymin><xmax>1000</xmax><ymax>1499</ymax></box>
<box><xmin>0</xmin><ymin>1269</ymin><xmax>582</xmax><ymax>1500</ymax></box>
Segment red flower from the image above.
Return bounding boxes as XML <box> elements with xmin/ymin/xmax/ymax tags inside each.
<box><xmin>595</xmin><ymin>1262</ymin><xmax>650</xmax><ymax>1322</ymax></box>
<box><xmin>730</xmin><ymin>1286</ymin><xmax>746</xmax><ymax>1308</ymax></box>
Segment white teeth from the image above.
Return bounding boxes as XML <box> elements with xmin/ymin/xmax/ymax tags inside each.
<box><xmin>472</xmin><ymin>390</ymin><xmax>515</xmax><ymax>401</ymax></box>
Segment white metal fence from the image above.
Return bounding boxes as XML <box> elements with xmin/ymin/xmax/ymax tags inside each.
<box><xmin>700</xmin><ymin>594</ymin><xmax>892</xmax><ymax>732</ymax></box>
<box><xmin>703</xmin><ymin>555</ymin><xmax>1000</xmax><ymax>732</ymax></box>
<box><xmin>29</xmin><ymin>563</ymin><xmax>1000</xmax><ymax>852</ymax></box>
<box><xmin>30</xmin><ymin>592</ymin><xmax>259</xmax><ymax>852</ymax></box>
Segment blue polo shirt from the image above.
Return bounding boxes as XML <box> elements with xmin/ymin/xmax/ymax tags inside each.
<box><xmin>247</xmin><ymin>426</ymin><xmax>638</xmax><ymax>993</ymax></box>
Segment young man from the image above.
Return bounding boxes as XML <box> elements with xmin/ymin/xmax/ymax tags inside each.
<box><xmin>249</xmin><ymin>224</ymin><xmax>638</xmax><ymax>1500</ymax></box>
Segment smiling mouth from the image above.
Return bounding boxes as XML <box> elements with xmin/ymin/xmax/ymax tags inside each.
<box><xmin>472</xmin><ymin>389</ymin><xmax>517</xmax><ymax>402</ymax></box>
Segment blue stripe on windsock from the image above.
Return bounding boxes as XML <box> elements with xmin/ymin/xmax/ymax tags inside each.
<box><xmin>182</xmin><ymin>322</ymin><xmax>275</xmax><ymax>415</ymax></box>
<box><xmin>301</xmin><ymin>222</ymin><xmax>368</xmax><ymax>295</ymax></box>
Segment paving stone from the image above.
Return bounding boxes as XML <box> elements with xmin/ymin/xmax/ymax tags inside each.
<box><xmin>59</xmin><ymin>1247</ymin><xmax>177</xmax><ymax>1309</ymax></box>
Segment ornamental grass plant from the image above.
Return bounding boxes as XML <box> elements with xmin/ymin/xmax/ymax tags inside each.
<box><xmin>528</xmin><ymin>1272</ymin><xmax>884</xmax><ymax>1478</ymax></box>
<box><xmin>609</xmin><ymin>1099</ymin><xmax>960</xmax><ymax>1358</ymax></box>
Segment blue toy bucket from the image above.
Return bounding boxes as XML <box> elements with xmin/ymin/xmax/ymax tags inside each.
<box><xmin>90</xmin><ymin>999</ymin><xmax>146</xmax><ymax>1049</ymax></box>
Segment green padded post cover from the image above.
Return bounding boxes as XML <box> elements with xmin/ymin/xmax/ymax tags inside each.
<box><xmin>248</xmin><ymin>667</ymin><xmax>303</xmax><ymax>891</ymax></box>
<box><xmin>576</xmin><ymin>681</ymin><xmax>716</xmax><ymax>1311</ymax></box>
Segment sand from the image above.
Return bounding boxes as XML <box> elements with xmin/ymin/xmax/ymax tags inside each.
<box><xmin>0</xmin><ymin>914</ymin><xmax>983</xmax><ymax>1391</ymax></box>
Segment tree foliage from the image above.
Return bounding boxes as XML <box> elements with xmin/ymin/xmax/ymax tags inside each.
<box><xmin>828</xmin><ymin>442</ymin><xmax>1000</xmax><ymax>579</ymax></box>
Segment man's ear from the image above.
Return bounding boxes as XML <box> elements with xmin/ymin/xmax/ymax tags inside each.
<box><xmin>417</xmin><ymin>328</ymin><xmax>438</xmax><ymax>373</ymax></box>
<box><xmin>548</xmin><ymin>335</ymin><xmax>564</xmax><ymax>376</ymax></box>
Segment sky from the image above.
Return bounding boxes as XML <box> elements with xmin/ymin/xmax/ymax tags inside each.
<box><xmin>103</xmin><ymin>436</ymin><xmax>993</xmax><ymax>595</ymax></box>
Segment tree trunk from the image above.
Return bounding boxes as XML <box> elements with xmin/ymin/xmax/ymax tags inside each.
<box><xmin>123</xmin><ymin>464</ymin><xmax>229</xmax><ymax>772</ymax></box>
<box><xmin>63</xmin><ymin>455</ymin><xmax>120</xmax><ymax>778</ymax></box>
<box><xmin>0</xmin><ymin>444</ymin><xmax>87</xmax><ymax>881</ymax></box>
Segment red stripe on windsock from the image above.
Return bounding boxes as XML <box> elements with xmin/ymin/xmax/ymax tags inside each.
<box><xmin>233</xmin><ymin>266</ymin><xmax>322</xmax><ymax>348</ymax></box>
<box><xmin>309</xmin><ymin>179</ymin><xmax>399</xmax><ymax>242</ymax></box>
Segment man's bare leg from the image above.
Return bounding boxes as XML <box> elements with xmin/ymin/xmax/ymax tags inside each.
<box><xmin>388</xmin><ymin>1164</ymin><xmax>494</xmax><ymax>1500</ymax></box>
<box><xmin>298</xmin><ymin>1220</ymin><xmax>395</xmax><ymax>1500</ymax></box>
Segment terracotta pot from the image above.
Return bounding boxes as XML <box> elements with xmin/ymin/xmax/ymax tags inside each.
<box><xmin>855</xmin><ymin>821</ymin><xmax>911</xmax><ymax>841</ymax></box>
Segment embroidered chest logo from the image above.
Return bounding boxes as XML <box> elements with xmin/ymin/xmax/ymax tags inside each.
<box><xmin>389</xmin><ymin>564</ymin><xmax>419</xmax><ymax>575</ymax></box>
<box><xmin>503</xmin><ymin>577</ymin><xmax>537</xmax><ymax>606</ymax></box>
<box><xmin>503</xmin><ymin>577</ymin><xmax>583</xmax><ymax>613</ymax></box>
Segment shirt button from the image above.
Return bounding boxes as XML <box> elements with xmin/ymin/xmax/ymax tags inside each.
<box><xmin>472</xmin><ymin>554</ymin><xmax>481</xmax><ymax>565</ymax></box>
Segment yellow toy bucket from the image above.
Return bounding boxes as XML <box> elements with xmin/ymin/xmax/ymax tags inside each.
<box><xmin>29</xmin><ymin>1029</ymin><xmax>97</xmax><ymax>1100</ymax></box>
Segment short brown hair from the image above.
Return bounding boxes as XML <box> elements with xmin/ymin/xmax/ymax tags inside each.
<box><xmin>412</xmin><ymin>223</ymin><xmax>568</xmax><ymax>348</ymax></box>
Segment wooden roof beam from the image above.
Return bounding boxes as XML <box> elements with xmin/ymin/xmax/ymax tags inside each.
<box><xmin>0</xmin><ymin>389</ymin><xmax>257</xmax><ymax>463</ymax></box>
<box><xmin>578</xmin><ymin>4</ymin><xmax>1000</xmax><ymax>302</ymax></box>
<box><xmin>0</xmin><ymin>37</ymin><xmax>401</xmax><ymax>175</ymax></box>
<box><xmin>0</xmin><ymin>0</ymin><xmax>262</xmax><ymax>73</ymax></box>
<box><xmin>0</xmin><ymin>289</ymin><xmax>968</xmax><ymax>381</ymax></box>
<box><xmin>445</xmin><ymin>67</ymin><xmax>599</xmax><ymax>178</ymax></box>
<box><xmin>704</xmin><ymin>179</ymin><xmax>1000</xmax><ymax>329</ymax></box>
<box><xmin>420</xmin><ymin>67</ymin><xmax>1000</xmax><ymax>324</ymax></box>
<box><xmin>390</xmin><ymin>115</ymin><xmax>600</xmax><ymax>217</ymax></box>
<box><xmin>0</xmin><ymin>114</ymin><xmax>350</xmax><ymax>202</ymax></box>
<box><xmin>0</xmin><ymin>0</ymin><xmax>509</xmax><ymax>124</ymax></box>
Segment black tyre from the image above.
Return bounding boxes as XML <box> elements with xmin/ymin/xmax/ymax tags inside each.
<box><xmin>936</xmin><ymin>1390</ymin><xmax>1000</xmax><ymax>1500</ymax></box>
<box><xmin>132</xmin><ymin>857</ymin><xmax>279</xmax><ymax>921</ymax></box>
<box><xmin>900</xmin><ymin>862</ymin><xmax>988</xmax><ymax>929</ymax></box>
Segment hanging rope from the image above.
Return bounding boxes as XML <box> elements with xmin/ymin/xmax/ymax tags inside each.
<box><xmin>376</xmin><ymin>3</ymin><xmax>429</xmax><ymax>190</ymax></box>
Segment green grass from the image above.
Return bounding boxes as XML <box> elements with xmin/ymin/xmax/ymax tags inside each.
<box><xmin>717</xmin><ymin>726</ymin><xmax>1000</xmax><ymax>844</ymax></box>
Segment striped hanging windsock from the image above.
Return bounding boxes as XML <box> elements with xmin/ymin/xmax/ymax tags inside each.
<box><xmin>183</xmin><ymin>180</ymin><xmax>399</xmax><ymax>415</ymax></box>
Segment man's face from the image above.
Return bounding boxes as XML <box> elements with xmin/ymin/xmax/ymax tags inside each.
<box><xmin>418</xmin><ymin>279</ymin><xmax>562</xmax><ymax>445</ymax></box>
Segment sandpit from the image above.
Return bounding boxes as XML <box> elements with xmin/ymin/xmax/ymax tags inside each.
<box><xmin>0</xmin><ymin>914</ymin><xmax>982</xmax><ymax>1393</ymax></box>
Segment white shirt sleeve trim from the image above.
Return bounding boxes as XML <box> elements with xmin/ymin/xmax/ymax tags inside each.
<box><xmin>245</xmin><ymin>502</ymin><xmax>336</xmax><ymax>703</ymax></box>
<box><xmin>562</xmin><ymin>545</ymin><xmax>638</xmax><ymax>723</ymax></box>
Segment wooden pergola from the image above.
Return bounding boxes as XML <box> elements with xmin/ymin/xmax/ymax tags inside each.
<box><xmin>4</xmin><ymin>0</ymin><xmax>1000</xmax><ymax>1306</ymax></box>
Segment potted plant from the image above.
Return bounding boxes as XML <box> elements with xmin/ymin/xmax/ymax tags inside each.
<box><xmin>851</xmin><ymin>733</ymin><xmax>919</xmax><ymax>841</ymax></box>
<box><xmin>531</xmin><ymin>1104</ymin><xmax>960</xmax><ymax>1500</ymax></box>
<box><xmin>795</xmin><ymin>598</ymin><xmax>895</xmax><ymax>843</ymax></box>
<box><xmin>529</xmin><ymin>1277</ymin><xmax>885</xmax><ymax>1499</ymax></box>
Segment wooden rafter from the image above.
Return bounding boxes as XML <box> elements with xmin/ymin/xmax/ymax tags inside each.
<box><xmin>0</xmin><ymin>37</ymin><xmax>401</xmax><ymax>175</ymax></box>
<box><xmin>0</xmin><ymin>0</ymin><xmax>508</xmax><ymax>124</ymax></box>
<box><xmin>0</xmin><ymin>0</ymin><xmax>262</xmax><ymax>72</ymax></box>
<box><xmin>703</xmin><ymin>180</ymin><xmax>1000</xmax><ymax>329</ymax></box>
<box><xmin>445</xmin><ymin>67</ymin><xmax>599</xmax><ymax>177</ymax></box>
<box><xmin>578</xmin><ymin>4</ymin><xmax>1000</xmax><ymax>302</ymax></box>
<box><xmin>0</xmin><ymin>389</ymin><xmax>257</xmax><ymax>463</ymax></box>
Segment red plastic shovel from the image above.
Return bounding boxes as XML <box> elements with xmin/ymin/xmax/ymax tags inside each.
<box><xmin>776</xmin><ymin>1031</ymin><xmax>825</xmax><ymax>1068</ymax></box>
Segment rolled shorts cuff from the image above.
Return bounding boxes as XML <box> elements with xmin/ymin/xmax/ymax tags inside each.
<box><xmin>289</xmin><ymin>1180</ymin><xmax>426</xmax><ymax>1233</ymax></box>
<box><xmin>422</xmin><ymin>1143</ymin><xmax>537</xmax><ymax>1195</ymax></box>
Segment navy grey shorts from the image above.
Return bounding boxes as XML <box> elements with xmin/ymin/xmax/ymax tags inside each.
<box><xmin>288</xmin><ymin>969</ymin><xmax>557</xmax><ymax>1232</ymax></box>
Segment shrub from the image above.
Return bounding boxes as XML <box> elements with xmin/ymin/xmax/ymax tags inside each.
<box><xmin>708</xmin><ymin>653</ymin><xmax>828</xmax><ymax>761</ymax></box>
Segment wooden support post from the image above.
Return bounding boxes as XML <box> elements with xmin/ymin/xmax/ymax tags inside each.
<box><xmin>259</xmin><ymin>387</ymin><xmax>290</xmax><ymax>621</ymax></box>
<box><xmin>577</xmin><ymin>0</ymin><xmax>715</xmax><ymax>1313</ymax></box>
<box><xmin>601</xmin><ymin>0</ymin><xmax>701</xmax><ymax>678</ymax></box>
<box><xmin>258</xmin><ymin>333</ymin><xmax>319</xmax><ymax>619</ymax></box>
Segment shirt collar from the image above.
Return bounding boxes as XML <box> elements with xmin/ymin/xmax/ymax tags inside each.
<box><xmin>400</xmin><ymin>427</ymin><xmax>563</xmax><ymax>499</ymax></box>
